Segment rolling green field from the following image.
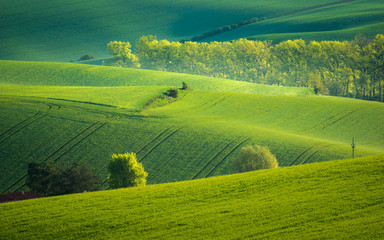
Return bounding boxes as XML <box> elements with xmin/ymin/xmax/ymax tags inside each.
<box><xmin>208</xmin><ymin>0</ymin><xmax>384</xmax><ymax>42</ymax></box>
<box><xmin>1</xmin><ymin>154</ymin><xmax>383</xmax><ymax>239</ymax></box>
<box><xmin>1</xmin><ymin>0</ymin><xmax>383</xmax><ymax>61</ymax></box>
<box><xmin>1</xmin><ymin>60</ymin><xmax>383</xmax><ymax>194</ymax></box>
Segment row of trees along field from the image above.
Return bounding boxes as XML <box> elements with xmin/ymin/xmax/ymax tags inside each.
<box><xmin>107</xmin><ymin>34</ymin><xmax>384</xmax><ymax>101</ymax></box>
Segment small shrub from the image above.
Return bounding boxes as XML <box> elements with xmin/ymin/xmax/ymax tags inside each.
<box><xmin>181</xmin><ymin>82</ymin><xmax>190</xmax><ymax>90</ymax></box>
<box><xmin>166</xmin><ymin>88</ymin><xmax>179</xmax><ymax>98</ymax></box>
<box><xmin>233</xmin><ymin>145</ymin><xmax>278</xmax><ymax>173</ymax></box>
<box><xmin>78</xmin><ymin>54</ymin><xmax>95</xmax><ymax>61</ymax></box>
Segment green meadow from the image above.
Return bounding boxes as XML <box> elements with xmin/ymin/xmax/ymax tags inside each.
<box><xmin>1</xmin><ymin>154</ymin><xmax>383</xmax><ymax>239</ymax></box>
<box><xmin>209</xmin><ymin>0</ymin><xmax>384</xmax><ymax>42</ymax></box>
<box><xmin>1</xmin><ymin>60</ymin><xmax>383</xmax><ymax>194</ymax></box>
<box><xmin>1</xmin><ymin>0</ymin><xmax>383</xmax><ymax>61</ymax></box>
<box><xmin>1</xmin><ymin>0</ymin><xmax>383</xmax><ymax>238</ymax></box>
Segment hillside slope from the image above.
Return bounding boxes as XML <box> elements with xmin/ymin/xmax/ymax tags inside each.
<box><xmin>206</xmin><ymin>0</ymin><xmax>384</xmax><ymax>42</ymax></box>
<box><xmin>1</xmin><ymin>0</ymin><xmax>382</xmax><ymax>61</ymax></box>
<box><xmin>1</xmin><ymin>154</ymin><xmax>383</xmax><ymax>239</ymax></box>
<box><xmin>0</xmin><ymin>61</ymin><xmax>312</xmax><ymax>96</ymax></box>
<box><xmin>1</xmin><ymin>61</ymin><xmax>383</xmax><ymax>193</ymax></box>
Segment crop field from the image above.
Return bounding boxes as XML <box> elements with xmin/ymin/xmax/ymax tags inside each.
<box><xmin>1</xmin><ymin>154</ymin><xmax>383</xmax><ymax>239</ymax></box>
<box><xmin>207</xmin><ymin>0</ymin><xmax>384</xmax><ymax>42</ymax></box>
<box><xmin>1</xmin><ymin>61</ymin><xmax>383</xmax><ymax>194</ymax></box>
<box><xmin>1</xmin><ymin>0</ymin><xmax>383</xmax><ymax>61</ymax></box>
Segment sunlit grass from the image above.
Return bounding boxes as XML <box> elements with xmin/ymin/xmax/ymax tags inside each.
<box><xmin>1</xmin><ymin>154</ymin><xmax>383</xmax><ymax>239</ymax></box>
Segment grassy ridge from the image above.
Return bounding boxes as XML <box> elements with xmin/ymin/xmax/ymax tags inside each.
<box><xmin>0</xmin><ymin>61</ymin><xmax>312</xmax><ymax>96</ymax></box>
<box><xmin>1</xmin><ymin>154</ymin><xmax>383</xmax><ymax>239</ymax></box>
<box><xmin>207</xmin><ymin>0</ymin><xmax>384</xmax><ymax>42</ymax></box>
<box><xmin>0</xmin><ymin>0</ymin><xmax>337</xmax><ymax>62</ymax></box>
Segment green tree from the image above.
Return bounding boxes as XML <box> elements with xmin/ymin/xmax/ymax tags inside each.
<box><xmin>108</xmin><ymin>153</ymin><xmax>148</xmax><ymax>189</ymax></box>
<box><xmin>26</xmin><ymin>162</ymin><xmax>101</xmax><ymax>196</ymax></box>
<box><xmin>107</xmin><ymin>41</ymin><xmax>139</xmax><ymax>68</ymax></box>
<box><xmin>26</xmin><ymin>162</ymin><xmax>58</xmax><ymax>196</ymax></box>
<box><xmin>232</xmin><ymin>145</ymin><xmax>278</xmax><ymax>173</ymax></box>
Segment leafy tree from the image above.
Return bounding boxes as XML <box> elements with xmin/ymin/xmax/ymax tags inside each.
<box><xmin>26</xmin><ymin>162</ymin><xmax>58</xmax><ymax>196</ymax></box>
<box><xmin>233</xmin><ymin>145</ymin><xmax>278</xmax><ymax>173</ymax></box>
<box><xmin>107</xmin><ymin>41</ymin><xmax>139</xmax><ymax>68</ymax></box>
<box><xmin>108</xmin><ymin>153</ymin><xmax>148</xmax><ymax>189</ymax></box>
<box><xmin>26</xmin><ymin>162</ymin><xmax>101</xmax><ymax>196</ymax></box>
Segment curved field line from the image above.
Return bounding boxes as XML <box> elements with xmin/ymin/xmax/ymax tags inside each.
<box><xmin>190</xmin><ymin>93</ymin><xmax>231</xmax><ymax>112</ymax></box>
<box><xmin>138</xmin><ymin>126</ymin><xmax>185</xmax><ymax>163</ymax></box>
<box><xmin>301</xmin><ymin>145</ymin><xmax>333</xmax><ymax>164</ymax></box>
<box><xmin>289</xmin><ymin>144</ymin><xmax>322</xmax><ymax>166</ymax></box>
<box><xmin>321</xmin><ymin>109</ymin><xmax>360</xmax><ymax>130</ymax></box>
<box><xmin>206</xmin><ymin>137</ymin><xmax>252</xmax><ymax>178</ymax></box>
<box><xmin>0</xmin><ymin>104</ymin><xmax>60</xmax><ymax>144</ymax></box>
<box><xmin>51</xmin><ymin>122</ymin><xmax>106</xmax><ymax>163</ymax></box>
<box><xmin>2</xmin><ymin>122</ymin><xmax>106</xmax><ymax>193</ymax></box>
<box><xmin>192</xmin><ymin>138</ymin><xmax>238</xmax><ymax>180</ymax></box>
<box><xmin>136</xmin><ymin>127</ymin><xmax>173</xmax><ymax>155</ymax></box>
<box><xmin>0</xmin><ymin>120</ymin><xmax>75</xmax><ymax>177</ymax></box>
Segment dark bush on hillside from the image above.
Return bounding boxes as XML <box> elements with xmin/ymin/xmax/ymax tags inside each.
<box><xmin>233</xmin><ymin>145</ymin><xmax>278</xmax><ymax>173</ymax></box>
<box><xmin>78</xmin><ymin>54</ymin><xmax>95</xmax><ymax>61</ymax></box>
<box><xmin>166</xmin><ymin>88</ymin><xmax>179</xmax><ymax>98</ymax></box>
<box><xmin>26</xmin><ymin>162</ymin><xmax>101</xmax><ymax>196</ymax></box>
<box><xmin>181</xmin><ymin>82</ymin><xmax>190</xmax><ymax>90</ymax></box>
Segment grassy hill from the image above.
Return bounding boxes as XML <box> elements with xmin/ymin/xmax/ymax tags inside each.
<box><xmin>1</xmin><ymin>0</ymin><xmax>383</xmax><ymax>62</ymax></box>
<box><xmin>1</xmin><ymin>61</ymin><xmax>383</xmax><ymax>193</ymax></box>
<box><xmin>206</xmin><ymin>0</ymin><xmax>384</xmax><ymax>42</ymax></box>
<box><xmin>1</xmin><ymin>154</ymin><xmax>383</xmax><ymax>239</ymax></box>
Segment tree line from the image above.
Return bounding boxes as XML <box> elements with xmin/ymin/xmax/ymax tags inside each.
<box><xmin>107</xmin><ymin>34</ymin><xmax>384</xmax><ymax>101</ymax></box>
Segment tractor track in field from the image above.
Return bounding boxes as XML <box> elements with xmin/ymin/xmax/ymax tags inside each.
<box><xmin>138</xmin><ymin>126</ymin><xmax>185</xmax><ymax>163</ymax></box>
<box><xmin>193</xmin><ymin>93</ymin><xmax>231</xmax><ymax>111</ymax></box>
<box><xmin>304</xmin><ymin>108</ymin><xmax>357</xmax><ymax>132</ymax></box>
<box><xmin>192</xmin><ymin>138</ymin><xmax>238</xmax><ymax>180</ymax></box>
<box><xmin>0</xmin><ymin>120</ymin><xmax>76</xmax><ymax>178</ymax></box>
<box><xmin>206</xmin><ymin>137</ymin><xmax>252</xmax><ymax>178</ymax></box>
<box><xmin>2</xmin><ymin>121</ymin><xmax>106</xmax><ymax>193</ymax></box>
<box><xmin>321</xmin><ymin>109</ymin><xmax>360</xmax><ymax>130</ymax></box>
<box><xmin>0</xmin><ymin>104</ymin><xmax>60</xmax><ymax>144</ymax></box>
<box><xmin>302</xmin><ymin>145</ymin><xmax>333</xmax><ymax>164</ymax></box>
<box><xmin>289</xmin><ymin>144</ymin><xmax>322</xmax><ymax>166</ymax></box>
<box><xmin>136</xmin><ymin>127</ymin><xmax>173</xmax><ymax>156</ymax></box>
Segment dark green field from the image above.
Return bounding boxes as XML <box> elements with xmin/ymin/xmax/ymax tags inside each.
<box><xmin>1</xmin><ymin>0</ymin><xmax>383</xmax><ymax>61</ymax></box>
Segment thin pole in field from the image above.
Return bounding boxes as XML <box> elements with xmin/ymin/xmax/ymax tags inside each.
<box><xmin>351</xmin><ymin>137</ymin><xmax>355</xmax><ymax>158</ymax></box>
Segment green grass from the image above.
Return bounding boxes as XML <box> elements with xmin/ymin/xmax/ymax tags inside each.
<box><xmin>0</xmin><ymin>61</ymin><xmax>312</xmax><ymax>96</ymax></box>
<box><xmin>206</xmin><ymin>0</ymin><xmax>384</xmax><ymax>42</ymax></box>
<box><xmin>1</xmin><ymin>0</ymin><xmax>380</xmax><ymax>61</ymax></box>
<box><xmin>1</xmin><ymin>61</ymin><xmax>383</xmax><ymax>193</ymax></box>
<box><xmin>1</xmin><ymin>154</ymin><xmax>383</xmax><ymax>239</ymax></box>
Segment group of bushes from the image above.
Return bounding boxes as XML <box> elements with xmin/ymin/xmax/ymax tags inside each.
<box><xmin>142</xmin><ymin>82</ymin><xmax>190</xmax><ymax>110</ymax></box>
<box><xmin>26</xmin><ymin>143</ymin><xmax>276</xmax><ymax>196</ymax></box>
<box><xmin>27</xmin><ymin>153</ymin><xmax>147</xmax><ymax>196</ymax></box>
<box><xmin>107</xmin><ymin>34</ymin><xmax>384</xmax><ymax>102</ymax></box>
